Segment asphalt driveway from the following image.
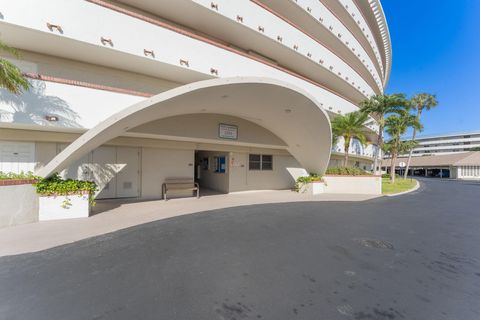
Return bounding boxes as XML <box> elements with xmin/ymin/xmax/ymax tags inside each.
<box><xmin>1</xmin><ymin>178</ymin><xmax>479</xmax><ymax>319</ymax></box>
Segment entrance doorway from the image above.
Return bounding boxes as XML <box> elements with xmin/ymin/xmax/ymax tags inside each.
<box><xmin>194</xmin><ymin>150</ymin><xmax>229</xmax><ymax>193</ymax></box>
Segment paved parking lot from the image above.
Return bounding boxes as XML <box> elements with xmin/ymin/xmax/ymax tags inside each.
<box><xmin>1</xmin><ymin>178</ymin><xmax>479</xmax><ymax>319</ymax></box>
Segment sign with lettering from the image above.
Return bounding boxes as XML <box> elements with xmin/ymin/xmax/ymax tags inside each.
<box><xmin>219</xmin><ymin>124</ymin><xmax>238</xmax><ymax>140</ymax></box>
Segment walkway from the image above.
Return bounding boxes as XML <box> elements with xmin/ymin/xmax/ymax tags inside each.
<box><xmin>0</xmin><ymin>190</ymin><xmax>377</xmax><ymax>256</ymax></box>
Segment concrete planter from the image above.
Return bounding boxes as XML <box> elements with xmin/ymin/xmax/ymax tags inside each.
<box><xmin>323</xmin><ymin>175</ymin><xmax>381</xmax><ymax>195</ymax></box>
<box><xmin>39</xmin><ymin>193</ymin><xmax>90</xmax><ymax>221</ymax></box>
<box><xmin>299</xmin><ymin>181</ymin><xmax>325</xmax><ymax>195</ymax></box>
<box><xmin>0</xmin><ymin>183</ymin><xmax>39</xmax><ymax>228</ymax></box>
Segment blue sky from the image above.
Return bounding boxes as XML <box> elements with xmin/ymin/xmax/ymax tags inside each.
<box><xmin>381</xmin><ymin>0</ymin><xmax>480</xmax><ymax>136</ymax></box>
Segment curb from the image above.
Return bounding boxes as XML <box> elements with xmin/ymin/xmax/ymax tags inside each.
<box><xmin>384</xmin><ymin>179</ymin><xmax>420</xmax><ymax>197</ymax></box>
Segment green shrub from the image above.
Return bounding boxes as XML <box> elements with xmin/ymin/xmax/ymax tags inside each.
<box><xmin>34</xmin><ymin>173</ymin><xmax>98</xmax><ymax>206</ymax></box>
<box><xmin>325</xmin><ymin>167</ymin><xmax>372</xmax><ymax>176</ymax></box>
<box><xmin>0</xmin><ymin>171</ymin><xmax>40</xmax><ymax>180</ymax></box>
<box><xmin>294</xmin><ymin>172</ymin><xmax>323</xmax><ymax>192</ymax></box>
<box><xmin>382</xmin><ymin>173</ymin><xmax>400</xmax><ymax>179</ymax></box>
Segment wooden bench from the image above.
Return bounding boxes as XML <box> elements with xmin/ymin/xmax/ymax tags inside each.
<box><xmin>162</xmin><ymin>178</ymin><xmax>199</xmax><ymax>201</ymax></box>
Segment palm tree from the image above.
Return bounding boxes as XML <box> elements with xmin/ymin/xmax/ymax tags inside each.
<box><xmin>331</xmin><ymin>111</ymin><xmax>369</xmax><ymax>167</ymax></box>
<box><xmin>384</xmin><ymin>112</ymin><xmax>422</xmax><ymax>183</ymax></box>
<box><xmin>0</xmin><ymin>39</ymin><xmax>30</xmax><ymax>94</ymax></box>
<box><xmin>359</xmin><ymin>94</ymin><xmax>409</xmax><ymax>174</ymax></box>
<box><xmin>403</xmin><ymin>93</ymin><xmax>438</xmax><ymax>178</ymax></box>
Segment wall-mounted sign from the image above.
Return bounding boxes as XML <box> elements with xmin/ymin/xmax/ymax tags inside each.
<box><xmin>219</xmin><ymin>123</ymin><xmax>238</xmax><ymax>140</ymax></box>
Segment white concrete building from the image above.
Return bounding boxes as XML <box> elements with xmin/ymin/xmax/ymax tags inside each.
<box><xmin>407</xmin><ymin>131</ymin><xmax>480</xmax><ymax>156</ymax></box>
<box><xmin>0</xmin><ymin>0</ymin><xmax>391</xmax><ymax>199</ymax></box>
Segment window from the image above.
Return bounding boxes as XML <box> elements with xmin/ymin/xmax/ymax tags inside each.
<box><xmin>261</xmin><ymin>155</ymin><xmax>273</xmax><ymax>170</ymax></box>
<box><xmin>248</xmin><ymin>154</ymin><xmax>261</xmax><ymax>170</ymax></box>
<box><xmin>214</xmin><ymin>156</ymin><xmax>226</xmax><ymax>173</ymax></box>
<box><xmin>249</xmin><ymin>154</ymin><xmax>273</xmax><ymax>170</ymax></box>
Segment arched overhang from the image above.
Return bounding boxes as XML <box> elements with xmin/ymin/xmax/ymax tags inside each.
<box><xmin>36</xmin><ymin>77</ymin><xmax>332</xmax><ymax>178</ymax></box>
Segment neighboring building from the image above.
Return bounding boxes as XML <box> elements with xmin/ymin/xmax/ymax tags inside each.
<box><xmin>406</xmin><ymin>131</ymin><xmax>480</xmax><ymax>156</ymax></box>
<box><xmin>0</xmin><ymin>0</ymin><xmax>391</xmax><ymax>198</ymax></box>
<box><xmin>383</xmin><ymin>152</ymin><xmax>480</xmax><ymax>180</ymax></box>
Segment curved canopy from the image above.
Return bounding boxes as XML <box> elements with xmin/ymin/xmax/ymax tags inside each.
<box><xmin>37</xmin><ymin>77</ymin><xmax>332</xmax><ymax>177</ymax></box>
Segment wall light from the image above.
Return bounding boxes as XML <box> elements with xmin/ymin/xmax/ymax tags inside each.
<box><xmin>45</xmin><ymin>115</ymin><xmax>59</xmax><ymax>122</ymax></box>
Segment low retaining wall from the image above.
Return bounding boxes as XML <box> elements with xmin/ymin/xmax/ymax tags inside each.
<box><xmin>323</xmin><ymin>175</ymin><xmax>382</xmax><ymax>195</ymax></box>
<box><xmin>0</xmin><ymin>181</ymin><xmax>39</xmax><ymax>228</ymax></box>
<box><xmin>39</xmin><ymin>193</ymin><xmax>90</xmax><ymax>221</ymax></box>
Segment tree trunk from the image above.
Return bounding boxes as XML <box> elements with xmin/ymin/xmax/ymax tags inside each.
<box><xmin>344</xmin><ymin>137</ymin><xmax>351</xmax><ymax>167</ymax></box>
<box><xmin>390</xmin><ymin>152</ymin><xmax>397</xmax><ymax>183</ymax></box>
<box><xmin>403</xmin><ymin>110</ymin><xmax>422</xmax><ymax>179</ymax></box>
<box><xmin>372</xmin><ymin>123</ymin><xmax>383</xmax><ymax>175</ymax></box>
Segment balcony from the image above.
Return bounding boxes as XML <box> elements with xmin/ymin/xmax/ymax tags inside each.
<box><xmin>113</xmin><ymin>0</ymin><xmax>376</xmax><ymax>101</ymax></box>
<box><xmin>0</xmin><ymin>0</ymin><xmax>363</xmax><ymax>114</ymax></box>
<box><xmin>255</xmin><ymin>0</ymin><xmax>384</xmax><ymax>92</ymax></box>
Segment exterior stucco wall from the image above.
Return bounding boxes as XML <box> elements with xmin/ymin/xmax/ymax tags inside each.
<box><xmin>323</xmin><ymin>175</ymin><xmax>382</xmax><ymax>195</ymax></box>
<box><xmin>0</xmin><ymin>184</ymin><xmax>39</xmax><ymax>228</ymax></box>
<box><xmin>131</xmin><ymin>114</ymin><xmax>286</xmax><ymax>148</ymax></box>
<box><xmin>7</xmin><ymin>50</ymin><xmax>180</xmax><ymax>94</ymax></box>
<box><xmin>34</xmin><ymin>142</ymin><xmax>57</xmax><ymax>171</ymax></box>
<box><xmin>141</xmin><ymin>147</ymin><xmax>194</xmax><ymax>199</ymax></box>
<box><xmin>0</xmin><ymin>78</ymin><xmax>145</xmax><ymax>129</ymax></box>
<box><xmin>229</xmin><ymin>153</ymin><xmax>302</xmax><ymax>192</ymax></box>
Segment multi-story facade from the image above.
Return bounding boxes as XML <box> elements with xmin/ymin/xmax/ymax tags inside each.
<box><xmin>407</xmin><ymin>131</ymin><xmax>480</xmax><ymax>156</ymax></box>
<box><xmin>0</xmin><ymin>0</ymin><xmax>391</xmax><ymax>199</ymax></box>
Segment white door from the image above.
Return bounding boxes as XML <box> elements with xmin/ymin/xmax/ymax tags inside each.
<box><xmin>0</xmin><ymin>141</ymin><xmax>35</xmax><ymax>173</ymax></box>
<box><xmin>228</xmin><ymin>152</ymin><xmax>247</xmax><ymax>192</ymax></box>
<box><xmin>91</xmin><ymin>146</ymin><xmax>117</xmax><ymax>199</ymax></box>
<box><xmin>56</xmin><ymin>145</ymin><xmax>140</xmax><ymax>199</ymax></box>
<box><xmin>115</xmin><ymin>147</ymin><xmax>140</xmax><ymax>198</ymax></box>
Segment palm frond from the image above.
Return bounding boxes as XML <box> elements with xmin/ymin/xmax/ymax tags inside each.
<box><xmin>0</xmin><ymin>59</ymin><xmax>30</xmax><ymax>95</ymax></box>
<box><xmin>411</xmin><ymin>93</ymin><xmax>439</xmax><ymax>113</ymax></box>
<box><xmin>0</xmin><ymin>39</ymin><xmax>20</xmax><ymax>58</ymax></box>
